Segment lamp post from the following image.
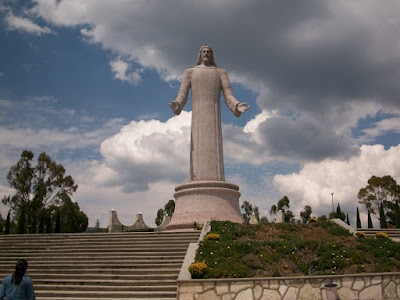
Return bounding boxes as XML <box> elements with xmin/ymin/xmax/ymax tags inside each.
<box><xmin>331</xmin><ymin>193</ymin><xmax>334</xmax><ymax>213</ymax></box>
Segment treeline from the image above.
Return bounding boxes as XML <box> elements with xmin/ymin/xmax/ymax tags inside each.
<box><xmin>1</xmin><ymin>150</ymin><xmax>88</xmax><ymax>234</ymax></box>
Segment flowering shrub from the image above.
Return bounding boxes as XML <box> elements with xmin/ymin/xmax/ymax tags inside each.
<box><xmin>375</xmin><ymin>232</ymin><xmax>389</xmax><ymax>239</ymax></box>
<box><xmin>355</xmin><ymin>231</ymin><xmax>366</xmax><ymax>238</ymax></box>
<box><xmin>188</xmin><ymin>262</ymin><xmax>208</xmax><ymax>278</ymax></box>
<box><xmin>308</xmin><ymin>218</ymin><xmax>317</xmax><ymax>223</ymax></box>
<box><xmin>204</xmin><ymin>233</ymin><xmax>220</xmax><ymax>241</ymax></box>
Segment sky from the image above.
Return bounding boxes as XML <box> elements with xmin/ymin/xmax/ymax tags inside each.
<box><xmin>1</xmin><ymin>0</ymin><xmax>400</xmax><ymax>228</ymax></box>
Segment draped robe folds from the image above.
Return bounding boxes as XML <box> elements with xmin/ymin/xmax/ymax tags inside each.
<box><xmin>173</xmin><ymin>66</ymin><xmax>241</xmax><ymax>181</ymax></box>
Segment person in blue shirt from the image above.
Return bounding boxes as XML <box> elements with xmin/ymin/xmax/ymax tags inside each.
<box><xmin>0</xmin><ymin>259</ymin><xmax>35</xmax><ymax>300</ymax></box>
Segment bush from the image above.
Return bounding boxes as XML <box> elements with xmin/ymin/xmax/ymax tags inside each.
<box><xmin>328</xmin><ymin>224</ymin><xmax>351</xmax><ymax>236</ymax></box>
<box><xmin>188</xmin><ymin>262</ymin><xmax>208</xmax><ymax>278</ymax></box>
<box><xmin>355</xmin><ymin>232</ymin><xmax>366</xmax><ymax>238</ymax></box>
<box><xmin>375</xmin><ymin>232</ymin><xmax>389</xmax><ymax>239</ymax></box>
<box><xmin>308</xmin><ymin>217</ymin><xmax>317</xmax><ymax>223</ymax></box>
<box><xmin>204</xmin><ymin>233</ymin><xmax>220</xmax><ymax>241</ymax></box>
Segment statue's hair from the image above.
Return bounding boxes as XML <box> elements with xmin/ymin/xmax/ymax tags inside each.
<box><xmin>194</xmin><ymin>45</ymin><xmax>217</xmax><ymax>67</ymax></box>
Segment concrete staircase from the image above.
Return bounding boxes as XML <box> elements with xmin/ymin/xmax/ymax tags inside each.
<box><xmin>0</xmin><ymin>231</ymin><xmax>200</xmax><ymax>299</ymax></box>
<box><xmin>357</xmin><ymin>228</ymin><xmax>400</xmax><ymax>242</ymax></box>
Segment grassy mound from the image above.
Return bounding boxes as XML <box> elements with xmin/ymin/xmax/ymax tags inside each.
<box><xmin>193</xmin><ymin>220</ymin><xmax>400</xmax><ymax>278</ymax></box>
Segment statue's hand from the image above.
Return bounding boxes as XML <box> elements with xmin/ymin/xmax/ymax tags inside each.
<box><xmin>168</xmin><ymin>101</ymin><xmax>179</xmax><ymax>112</ymax></box>
<box><xmin>237</xmin><ymin>102</ymin><xmax>250</xmax><ymax>113</ymax></box>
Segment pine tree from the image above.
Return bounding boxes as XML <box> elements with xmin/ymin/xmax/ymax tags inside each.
<box><xmin>380</xmin><ymin>203</ymin><xmax>388</xmax><ymax>229</ymax></box>
<box><xmin>356</xmin><ymin>207</ymin><xmax>362</xmax><ymax>228</ymax></box>
<box><xmin>46</xmin><ymin>213</ymin><xmax>52</xmax><ymax>233</ymax></box>
<box><xmin>0</xmin><ymin>213</ymin><xmax>3</xmax><ymax>234</ymax></box>
<box><xmin>395</xmin><ymin>202</ymin><xmax>400</xmax><ymax>229</ymax></box>
<box><xmin>39</xmin><ymin>213</ymin><xmax>44</xmax><ymax>234</ymax></box>
<box><xmin>367</xmin><ymin>210</ymin><xmax>373</xmax><ymax>228</ymax></box>
<box><xmin>55</xmin><ymin>209</ymin><xmax>61</xmax><ymax>233</ymax></box>
<box><xmin>18</xmin><ymin>205</ymin><xmax>26</xmax><ymax>234</ymax></box>
<box><xmin>4</xmin><ymin>211</ymin><xmax>11</xmax><ymax>235</ymax></box>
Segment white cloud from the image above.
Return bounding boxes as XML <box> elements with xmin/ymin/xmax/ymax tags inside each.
<box><xmin>6</xmin><ymin>13</ymin><xmax>52</xmax><ymax>35</ymax></box>
<box><xmin>0</xmin><ymin>119</ymin><xmax>126</xmax><ymax>153</ymax></box>
<box><xmin>83</xmin><ymin>111</ymin><xmax>192</xmax><ymax>192</ymax></box>
<box><xmin>273</xmin><ymin>144</ymin><xmax>400</xmax><ymax>223</ymax></box>
<box><xmin>110</xmin><ymin>58</ymin><xmax>143</xmax><ymax>85</ymax></box>
<box><xmin>362</xmin><ymin>117</ymin><xmax>400</xmax><ymax>139</ymax></box>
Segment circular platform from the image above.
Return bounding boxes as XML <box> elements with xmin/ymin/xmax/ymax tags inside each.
<box><xmin>166</xmin><ymin>180</ymin><xmax>243</xmax><ymax>230</ymax></box>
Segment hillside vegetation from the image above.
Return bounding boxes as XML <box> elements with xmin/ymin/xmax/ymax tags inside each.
<box><xmin>193</xmin><ymin>220</ymin><xmax>400</xmax><ymax>278</ymax></box>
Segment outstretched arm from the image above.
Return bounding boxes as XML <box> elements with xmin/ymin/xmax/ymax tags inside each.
<box><xmin>169</xmin><ymin>69</ymin><xmax>192</xmax><ymax>115</ymax></box>
<box><xmin>220</xmin><ymin>69</ymin><xmax>250</xmax><ymax>117</ymax></box>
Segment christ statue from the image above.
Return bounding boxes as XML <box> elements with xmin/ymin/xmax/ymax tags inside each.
<box><xmin>169</xmin><ymin>45</ymin><xmax>250</xmax><ymax>182</ymax></box>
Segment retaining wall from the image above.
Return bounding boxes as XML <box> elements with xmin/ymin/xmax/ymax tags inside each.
<box><xmin>177</xmin><ymin>272</ymin><xmax>400</xmax><ymax>300</ymax></box>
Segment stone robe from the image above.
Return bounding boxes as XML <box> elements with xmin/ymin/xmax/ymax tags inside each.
<box><xmin>173</xmin><ymin>65</ymin><xmax>241</xmax><ymax>181</ymax></box>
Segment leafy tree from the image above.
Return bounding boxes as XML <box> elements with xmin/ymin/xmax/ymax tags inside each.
<box><xmin>260</xmin><ymin>216</ymin><xmax>269</xmax><ymax>224</ymax></box>
<box><xmin>300</xmin><ymin>205</ymin><xmax>312</xmax><ymax>223</ymax></box>
<box><xmin>380</xmin><ymin>203</ymin><xmax>387</xmax><ymax>228</ymax></box>
<box><xmin>59</xmin><ymin>195</ymin><xmax>88</xmax><ymax>233</ymax></box>
<box><xmin>155</xmin><ymin>209</ymin><xmax>165</xmax><ymax>226</ymax></box>
<box><xmin>164</xmin><ymin>200</ymin><xmax>175</xmax><ymax>217</ymax></box>
<box><xmin>356</xmin><ymin>207</ymin><xmax>362</xmax><ymax>228</ymax></box>
<box><xmin>284</xmin><ymin>210</ymin><xmax>295</xmax><ymax>223</ymax></box>
<box><xmin>241</xmin><ymin>201</ymin><xmax>260</xmax><ymax>224</ymax></box>
<box><xmin>270</xmin><ymin>196</ymin><xmax>295</xmax><ymax>223</ymax></box>
<box><xmin>155</xmin><ymin>200</ymin><xmax>175</xmax><ymax>226</ymax></box>
<box><xmin>270</xmin><ymin>196</ymin><xmax>290</xmax><ymax>215</ymax></box>
<box><xmin>358</xmin><ymin>175</ymin><xmax>400</xmax><ymax>220</ymax></box>
<box><xmin>367</xmin><ymin>210</ymin><xmax>373</xmax><ymax>228</ymax></box>
<box><xmin>2</xmin><ymin>150</ymin><xmax>84</xmax><ymax>233</ymax></box>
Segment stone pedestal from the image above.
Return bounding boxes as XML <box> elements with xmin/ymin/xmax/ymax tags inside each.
<box><xmin>167</xmin><ymin>180</ymin><xmax>243</xmax><ymax>230</ymax></box>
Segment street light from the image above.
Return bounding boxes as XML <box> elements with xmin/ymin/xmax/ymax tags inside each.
<box><xmin>331</xmin><ymin>193</ymin><xmax>334</xmax><ymax>213</ymax></box>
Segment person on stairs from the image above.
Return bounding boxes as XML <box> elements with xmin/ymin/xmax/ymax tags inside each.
<box><xmin>0</xmin><ymin>259</ymin><xmax>35</xmax><ymax>300</ymax></box>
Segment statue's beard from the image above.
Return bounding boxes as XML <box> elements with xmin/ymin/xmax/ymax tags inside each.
<box><xmin>202</xmin><ymin>57</ymin><xmax>210</xmax><ymax>64</ymax></box>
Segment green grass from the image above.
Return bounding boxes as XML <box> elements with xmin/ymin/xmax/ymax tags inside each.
<box><xmin>193</xmin><ymin>220</ymin><xmax>400</xmax><ymax>278</ymax></box>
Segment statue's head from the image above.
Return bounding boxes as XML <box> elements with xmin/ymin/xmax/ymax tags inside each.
<box><xmin>195</xmin><ymin>45</ymin><xmax>217</xmax><ymax>67</ymax></box>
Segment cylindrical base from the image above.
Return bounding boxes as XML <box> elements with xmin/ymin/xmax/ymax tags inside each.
<box><xmin>167</xmin><ymin>181</ymin><xmax>243</xmax><ymax>230</ymax></box>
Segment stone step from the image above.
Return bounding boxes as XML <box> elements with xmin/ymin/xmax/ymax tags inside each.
<box><xmin>0</xmin><ymin>262</ymin><xmax>183</xmax><ymax>268</ymax></box>
<box><xmin>32</xmin><ymin>278</ymin><xmax>177</xmax><ymax>286</ymax></box>
<box><xmin>0</xmin><ymin>268</ymin><xmax>181</xmax><ymax>275</ymax></box>
<box><xmin>35</xmin><ymin>290</ymin><xmax>176</xmax><ymax>298</ymax></box>
<box><xmin>0</xmin><ymin>253</ymin><xmax>186</xmax><ymax>259</ymax></box>
<box><xmin>0</xmin><ymin>243</ymin><xmax>193</xmax><ymax>249</ymax></box>
<box><xmin>0</xmin><ymin>273</ymin><xmax>178</xmax><ymax>281</ymax></box>
<box><xmin>0</xmin><ymin>230</ymin><xmax>201</xmax><ymax>299</ymax></box>
<box><xmin>0</xmin><ymin>247</ymin><xmax>189</xmax><ymax>254</ymax></box>
<box><xmin>0</xmin><ymin>232</ymin><xmax>199</xmax><ymax>241</ymax></box>
<box><xmin>35</xmin><ymin>284</ymin><xmax>177</xmax><ymax>292</ymax></box>
<box><xmin>0</xmin><ymin>238</ymin><xmax>198</xmax><ymax>246</ymax></box>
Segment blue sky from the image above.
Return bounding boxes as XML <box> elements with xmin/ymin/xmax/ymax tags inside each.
<box><xmin>1</xmin><ymin>0</ymin><xmax>400</xmax><ymax>227</ymax></box>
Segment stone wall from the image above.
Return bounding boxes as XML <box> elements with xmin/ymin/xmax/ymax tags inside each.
<box><xmin>177</xmin><ymin>272</ymin><xmax>400</xmax><ymax>300</ymax></box>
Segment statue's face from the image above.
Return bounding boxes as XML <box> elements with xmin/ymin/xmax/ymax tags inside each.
<box><xmin>200</xmin><ymin>47</ymin><xmax>212</xmax><ymax>64</ymax></box>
